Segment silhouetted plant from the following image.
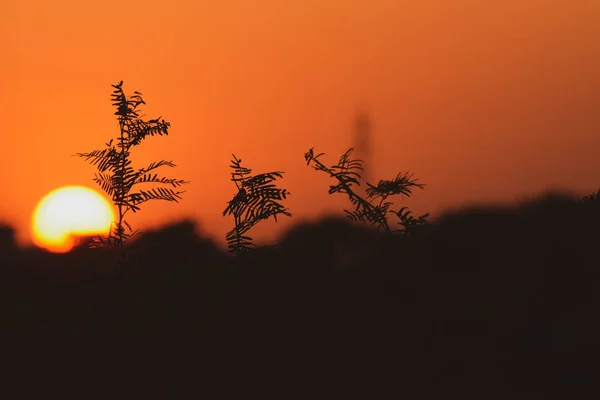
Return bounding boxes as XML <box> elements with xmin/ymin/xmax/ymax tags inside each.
<box><xmin>392</xmin><ymin>207</ymin><xmax>430</xmax><ymax>236</ymax></box>
<box><xmin>304</xmin><ymin>147</ymin><xmax>429</xmax><ymax>236</ymax></box>
<box><xmin>76</xmin><ymin>81</ymin><xmax>188</xmax><ymax>249</ymax></box>
<box><xmin>223</xmin><ymin>154</ymin><xmax>291</xmax><ymax>254</ymax></box>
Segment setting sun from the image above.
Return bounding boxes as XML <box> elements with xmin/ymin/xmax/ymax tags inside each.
<box><xmin>31</xmin><ymin>186</ymin><xmax>115</xmax><ymax>253</ymax></box>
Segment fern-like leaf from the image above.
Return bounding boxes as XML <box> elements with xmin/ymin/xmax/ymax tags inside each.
<box><xmin>76</xmin><ymin>80</ymin><xmax>188</xmax><ymax>251</ymax></box>
<box><xmin>223</xmin><ymin>154</ymin><xmax>291</xmax><ymax>254</ymax></box>
<box><xmin>306</xmin><ymin>147</ymin><xmax>429</xmax><ymax>235</ymax></box>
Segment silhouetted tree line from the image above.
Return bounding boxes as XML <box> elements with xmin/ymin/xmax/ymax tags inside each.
<box><xmin>1</xmin><ymin>192</ymin><xmax>599</xmax><ymax>398</ymax></box>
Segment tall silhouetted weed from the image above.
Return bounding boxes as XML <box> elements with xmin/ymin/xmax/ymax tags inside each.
<box><xmin>223</xmin><ymin>154</ymin><xmax>291</xmax><ymax>254</ymax></box>
<box><xmin>77</xmin><ymin>81</ymin><xmax>188</xmax><ymax>250</ymax></box>
<box><xmin>305</xmin><ymin>147</ymin><xmax>430</xmax><ymax>237</ymax></box>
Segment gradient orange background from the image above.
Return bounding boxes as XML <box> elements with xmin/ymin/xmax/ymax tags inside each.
<box><xmin>2</xmin><ymin>0</ymin><xmax>599</xmax><ymax>249</ymax></box>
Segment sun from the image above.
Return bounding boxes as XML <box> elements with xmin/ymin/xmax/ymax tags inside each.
<box><xmin>31</xmin><ymin>186</ymin><xmax>115</xmax><ymax>253</ymax></box>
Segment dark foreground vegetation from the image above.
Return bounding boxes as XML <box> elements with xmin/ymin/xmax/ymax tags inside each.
<box><xmin>1</xmin><ymin>192</ymin><xmax>599</xmax><ymax>398</ymax></box>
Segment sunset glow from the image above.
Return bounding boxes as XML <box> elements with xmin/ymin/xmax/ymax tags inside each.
<box><xmin>31</xmin><ymin>186</ymin><xmax>115</xmax><ymax>253</ymax></box>
<box><xmin>2</xmin><ymin>0</ymin><xmax>599</xmax><ymax>248</ymax></box>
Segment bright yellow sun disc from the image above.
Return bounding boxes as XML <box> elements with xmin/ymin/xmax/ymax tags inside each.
<box><xmin>31</xmin><ymin>186</ymin><xmax>115</xmax><ymax>253</ymax></box>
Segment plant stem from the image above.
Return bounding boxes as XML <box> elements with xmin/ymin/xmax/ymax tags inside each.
<box><xmin>310</xmin><ymin>156</ymin><xmax>388</xmax><ymax>232</ymax></box>
<box><xmin>117</xmin><ymin>118</ymin><xmax>126</xmax><ymax>248</ymax></box>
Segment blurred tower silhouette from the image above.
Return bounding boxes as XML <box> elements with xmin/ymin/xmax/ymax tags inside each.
<box><xmin>353</xmin><ymin>111</ymin><xmax>372</xmax><ymax>191</ymax></box>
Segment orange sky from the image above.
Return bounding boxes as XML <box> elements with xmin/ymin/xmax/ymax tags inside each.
<box><xmin>2</xmin><ymin>0</ymin><xmax>600</xmax><ymax>249</ymax></box>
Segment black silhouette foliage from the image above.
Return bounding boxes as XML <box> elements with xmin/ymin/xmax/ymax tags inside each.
<box><xmin>77</xmin><ymin>81</ymin><xmax>188</xmax><ymax>249</ymax></box>
<box><xmin>223</xmin><ymin>154</ymin><xmax>291</xmax><ymax>254</ymax></box>
<box><xmin>392</xmin><ymin>206</ymin><xmax>430</xmax><ymax>236</ymax></box>
<box><xmin>305</xmin><ymin>147</ymin><xmax>429</xmax><ymax>235</ymax></box>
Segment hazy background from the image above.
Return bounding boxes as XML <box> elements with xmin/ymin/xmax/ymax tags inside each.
<box><xmin>1</xmin><ymin>0</ymin><xmax>599</xmax><ymax>248</ymax></box>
